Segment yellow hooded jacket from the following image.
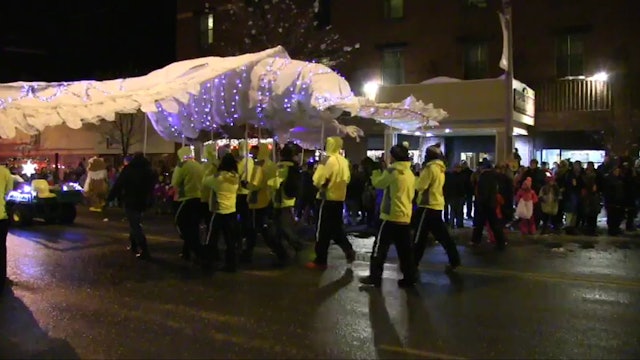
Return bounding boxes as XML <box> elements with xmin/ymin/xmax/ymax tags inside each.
<box><xmin>371</xmin><ymin>161</ymin><xmax>415</xmax><ymax>224</ymax></box>
<box><xmin>416</xmin><ymin>159</ymin><xmax>446</xmax><ymax>210</ymax></box>
<box><xmin>200</xmin><ymin>143</ymin><xmax>217</xmax><ymax>203</ymax></box>
<box><xmin>247</xmin><ymin>143</ymin><xmax>276</xmax><ymax>209</ymax></box>
<box><xmin>268</xmin><ymin>161</ymin><xmax>297</xmax><ymax>209</ymax></box>
<box><xmin>203</xmin><ymin>170</ymin><xmax>239</xmax><ymax>214</ymax></box>
<box><xmin>313</xmin><ymin>136</ymin><xmax>350</xmax><ymax>201</ymax></box>
<box><xmin>172</xmin><ymin>147</ymin><xmax>204</xmax><ymax>201</ymax></box>
<box><xmin>0</xmin><ymin>166</ymin><xmax>14</xmax><ymax>220</ymax></box>
<box><xmin>236</xmin><ymin>140</ymin><xmax>254</xmax><ymax>196</ymax></box>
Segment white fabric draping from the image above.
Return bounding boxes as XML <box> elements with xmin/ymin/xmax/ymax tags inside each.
<box><xmin>0</xmin><ymin>46</ymin><xmax>445</xmax><ymax>148</ymax></box>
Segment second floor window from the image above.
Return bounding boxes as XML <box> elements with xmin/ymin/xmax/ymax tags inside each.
<box><xmin>382</xmin><ymin>48</ymin><xmax>405</xmax><ymax>85</ymax></box>
<box><xmin>384</xmin><ymin>0</ymin><xmax>404</xmax><ymax>20</ymax></box>
<box><xmin>464</xmin><ymin>42</ymin><xmax>488</xmax><ymax>79</ymax></box>
<box><xmin>200</xmin><ymin>13</ymin><xmax>214</xmax><ymax>49</ymax></box>
<box><xmin>466</xmin><ymin>0</ymin><xmax>488</xmax><ymax>8</ymax></box>
<box><xmin>556</xmin><ymin>34</ymin><xmax>584</xmax><ymax>78</ymax></box>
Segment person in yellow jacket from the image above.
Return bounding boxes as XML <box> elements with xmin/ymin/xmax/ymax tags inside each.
<box><xmin>0</xmin><ymin>164</ymin><xmax>13</xmax><ymax>295</ymax></box>
<box><xmin>236</xmin><ymin>140</ymin><xmax>254</xmax><ymax>247</ymax></box>
<box><xmin>172</xmin><ymin>146</ymin><xmax>204</xmax><ymax>262</ymax></box>
<box><xmin>413</xmin><ymin>145</ymin><xmax>460</xmax><ymax>273</ymax></box>
<box><xmin>306</xmin><ymin>136</ymin><xmax>355</xmax><ymax>270</ymax></box>
<box><xmin>240</xmin><ymin>143</ymin><xmax>279</xmax><ymax>263</ymax></box>
<box><xmin>202</xmin><ymin>153</ymin><xmax>240</xmax><ymax>272</ymax></box>
<box><xmin>267</xmin><ymin>142</ymin><xmax>304</xmax><ymax>265</ymax></box>
<box><xmin>200</xmin><ymin>143</ymin><xmax>230</xmax><ymax>262</ymax></box>
<box><xmin>359</xmin><ymin>144</ymin><xmax>417</xmax><ymax>288</ymax></box>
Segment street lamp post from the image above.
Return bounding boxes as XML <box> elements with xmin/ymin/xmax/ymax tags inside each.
<box><xmin>503</xmin><ymin>0</ymin><xmax>514</xmax><ymax>164</ymax></box>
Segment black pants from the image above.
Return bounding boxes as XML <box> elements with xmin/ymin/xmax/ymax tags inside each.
<box><xmin>125</xmin><ymin>208</ymin><xmax>148</xmax><ymax>253</ymax></box>
<box><xmin>0</xmin><ymin>219</ymin><xmax>9</xmax><ymax>293</ymax></box>
<box><xmin>465</xmin><ymin>194</ymin><xmax>474</xmax><ymax>218</ymax></box>
<box><xmin>584</xmin><ymin>215</ymin><xmax>598</xmax><ymax>235</ymax></box>
<box><xmin>413</xmin><ymin>207</ymin><xmax>460</xmax><ymax>267</ymax></box>
<box><xmin>314</xmin><ymin>200</ymin><xmax>354</xmax><ymax>265</ymax></box>
<box><xmin>369</xmin><ymin>220</ymin><xmax>415</xmax><ymax>282</ymax></box>
<box><xmin>270</xmin><ymin>207</ymin><xmax>303</xmax><ymax>255</ymax></box>
<box><xmin>606</xmin><ymin>205</ymin><xmax>624</xmax><ymax>234</ymax></box>
<box><xmin>236</xmin><ymin>194</ymin><xmax>250</xmax><ymax>244</ymax></box>
<box><xmin>445</xmin><ymin>197</ymin><xmax>464</xmax><ymax>228</ymax></box>
<box><xmin>244</xmin><ymin>207</ymin><xmax>275</xmax><ymax>256</ymax></box>
<box><xmin>205</xmin><ymin>212</ymin><xmax>238</xmax><ymax>269</ymax></box>
<box><xmin>541</xmin><ymin>212</ymin><xmax>558</xmax><ymax>231</ymax></box>
<box><xmin>471</xmin><ymin>204</ymin><xmax>506</xmax><ymax>248</ymax></box>
<box><xmin>625</xmin><ymin>206</ymin><xmax>637</xmax><ymax>231</ymax></box>
<box><xmin>175</xmin><ymin>198</ymin><xmax>202</xmax><ymax>259</ymax></box>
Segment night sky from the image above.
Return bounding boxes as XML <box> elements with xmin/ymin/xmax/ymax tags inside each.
<box><xmin>1</xmin><ymin>0</ymin><xmax>176</xmax><ymax>82</ymax></box>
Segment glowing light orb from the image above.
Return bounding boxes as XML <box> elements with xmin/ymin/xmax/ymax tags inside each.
<box><xmin>21</xmin><ymin>160</ymin><xmax>38</xmax><ymax>177</ymax></box>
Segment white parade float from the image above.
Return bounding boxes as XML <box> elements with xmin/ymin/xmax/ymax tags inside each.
<box><xmin>0</xmin><ymin>46</ymin><xmax>446</xmax><ymax>151</ymax></box>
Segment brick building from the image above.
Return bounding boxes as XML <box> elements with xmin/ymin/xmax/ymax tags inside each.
<box><xmin>177</xmin><ymin>0</ymin><xmax>639</xmax><ymax>165</ymax></box>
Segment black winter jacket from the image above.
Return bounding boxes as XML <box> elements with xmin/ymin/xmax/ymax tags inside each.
<box><xmin>107</xmin><ymin>156</ymin><xmax>156</xmax><ymax>211</ymax></box>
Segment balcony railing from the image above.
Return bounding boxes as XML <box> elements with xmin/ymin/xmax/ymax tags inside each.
<box><xmin>535</xmin><ymin>79</ymin><xmax>612</xmax><ymax>112</ymax></box>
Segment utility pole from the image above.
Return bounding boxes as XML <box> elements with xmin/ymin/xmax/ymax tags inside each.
<box><xmin>502</xmin><ymin>0</ymin><xmax>514</xmax><ymax>164</ymax></box>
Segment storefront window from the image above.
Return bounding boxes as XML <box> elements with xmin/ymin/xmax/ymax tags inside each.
<box><xmin>561</xmin><ymin>150</ymin><xmax>605</xmax><ymax>165</ymax></box>
<box><xmin>539</xmin><ymin>149</ymin><xmax>605</xmax><ymax>167</ymax></box>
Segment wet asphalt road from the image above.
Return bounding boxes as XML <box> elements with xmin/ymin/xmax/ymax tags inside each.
<box><xmin>2</xmin><ymin>209</ymin><xmax>640</xmax><ymax>359</ymax></box>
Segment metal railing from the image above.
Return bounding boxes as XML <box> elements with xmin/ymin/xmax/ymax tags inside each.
<box><xmin>535</xmin><ymin>79</ymin><xmax>612</xmax><ymax>112</ymax></box>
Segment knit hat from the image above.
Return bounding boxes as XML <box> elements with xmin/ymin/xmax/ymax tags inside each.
<box><xmin>424</xmin><ymin>144</ymin><xmax>442</xmax><ymax>162</ymax></box>
<box><xmin>390</xmin><ymin>144</ymin><xmax>411</xmax><ymax>162</ymax></box>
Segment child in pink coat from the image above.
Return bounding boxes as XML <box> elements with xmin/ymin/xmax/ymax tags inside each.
<box><xmin>515</xmin><ymin>177</ymin><xmax>539</xmax><ymax>235</ymax></box>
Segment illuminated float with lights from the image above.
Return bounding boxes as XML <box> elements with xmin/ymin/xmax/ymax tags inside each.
<box><xmin>0</xmin><ymin>46</ymin><xmax>445</xmax><ymax>148</ymax></box>
<box><xmin>5</xmin><ymin>180</ymin><xmax>83</xmax><ymax>226</ymax></box>
<box><xmin>0</xmin><ymin>46</ymin><xmax>447</xmax><ymax>219</ymax></box>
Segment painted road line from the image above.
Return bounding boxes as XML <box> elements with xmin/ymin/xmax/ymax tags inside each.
<box><xmin>379</xmin><ymin>345</ymin><xmax>466</xmax><ymax>359</ymax></box>
<box><xmin>415</xmin><ymin>263</ymin><xmax>640</xmax><ymax>289</ymax></box>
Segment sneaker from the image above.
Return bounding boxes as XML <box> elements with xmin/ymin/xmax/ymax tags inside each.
<box><xmin>397</xmin><ymin>278</ymin><xmax>416</xmax><ymax>288</ymax></box>
<box><xmin>359</xmin><ymin>276</ymin><xmax>381</xmax><ymax>287</ymax></box>
<box><xmin>304</xmin><ymin>262</ymin><xmax>328</xmax><ymax>271</ymax></box>
<box><xmin>136</xmin><ymin>252</ymin><xmax>150</xmax><ymax>260</ymax></box>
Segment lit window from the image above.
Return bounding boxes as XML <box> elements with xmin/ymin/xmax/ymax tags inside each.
<box><xmin>556</xmin><ymin>34</ymin><xmax>584</xmax><ymax>78</ymax></box>
<box><xmin>384</xmin><ymin>0</ymin><xmax>404</xmax><ymax>20</ymax></box>
<box><xmin>200</xmin><ymin>13</ymin><xmax>214</xmax><ymax>49</ymax></box>
<box><xmin>464</xmin><ymin>42</ymin><xmax>489</xmax><ymax>79</ymax></box>
<box><xmin>381</xmin><ymin>48</ymin><xmax>405</xmax><ymax>85</ymax></box>
<box><xmin>467</xmin><ymin>0</ymin><xmax>488</xmax><ymax>8</ymax></box>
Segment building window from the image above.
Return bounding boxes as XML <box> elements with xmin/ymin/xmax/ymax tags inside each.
<box><xmin>464</xmin><ymin>42</ymin><xmax>489</xmax><ymax>79</ymax></box>
<box><xmin>382</xmin><ymin>48</ymin><xmax>405</xmax><ymax>85</ymax></box>
<box><xmin>200</xmin><ymin>13</ymin><xmax>214</xmax><ymax>49</ymax></box>
<box><xmin>556</xmin><ymin>34</ymin><xmax>584</xmax><ymax>78</ymax></box>
<box><xmin>384</xmin><ymin>0</ymin><xmax>404</xmax><ymax>20</ymax></box>
<box><xmin>466</xmin><ymin>0</ymin><xmax>488</xmax><ymax>8</ymax></box>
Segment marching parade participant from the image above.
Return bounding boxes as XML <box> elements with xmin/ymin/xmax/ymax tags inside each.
<box><xmin>412</xmin><ymin>145</ymin><xmax>461</xmax><ymax>273</ymax></box>
<box><xmin>236</xmin><ymin>140</ymin><xmax>255</xmax><ymax>249</ymax></box>
<box><xmin>202</xmin><ymin>153</ymin><xmax>240</xmax><ymax>272</ymax></box>
<box><xmin>359</xmin><ymin>143</ymin><xmax>417</xmax><ymax>288</ymax></box>
<box><xmin>306</xmin><ymin>136</ymin><xmax>355</xmax><ymax>270</ymax></box>
<box><xmin>172</xmin><ymin>146</ymin><xmax>204</xmax><ymax>262</ymax></box>
<box><xmin>241</xmin><ymin>143</ymin><xmax>278</xmax><ymax>263</ymax></box>
<box><xmin>267</xmin><ymin>142</ymin><xmax>304</xmax><ymax>265</ymax></box>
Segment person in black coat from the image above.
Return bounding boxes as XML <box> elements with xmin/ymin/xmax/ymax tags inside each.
<box><xmin>444</xmin><ymin>164</ymin><xmax>466</xmax><ymax>228</ymax></box>
<box><xmin>470</xmin><ymin>159</ymin><xmax>506</xmax><ymax>250</ymax></box>
<box><xmin>107</xmin><ymin>152</ymin><xmax>156</xmax><ymax>259</ymax></box>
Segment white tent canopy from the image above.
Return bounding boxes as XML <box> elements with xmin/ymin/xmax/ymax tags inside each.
<box><xmin>0</xmin><ymin>47</ymin><xmax>446</xmax><ymax>148</ymax></box>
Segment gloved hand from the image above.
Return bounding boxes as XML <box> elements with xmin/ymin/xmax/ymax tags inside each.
<box><xmin>240</xmin><ymin>180</ymin><xmax>249</xmax><ymax>189</ymax></box>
